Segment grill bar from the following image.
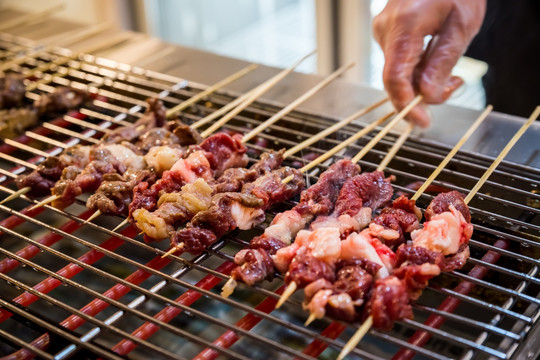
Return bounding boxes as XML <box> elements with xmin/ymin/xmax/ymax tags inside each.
<box><xmin>0</xmin><ymin>37</ymin><xmax>538</xmax><ymax>360</ymax></box>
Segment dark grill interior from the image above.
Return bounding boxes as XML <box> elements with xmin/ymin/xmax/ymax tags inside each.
<box><xmin>0</xmin><ymin>33</ymin><xmax>539</xmax><ymax>360</ymax></box>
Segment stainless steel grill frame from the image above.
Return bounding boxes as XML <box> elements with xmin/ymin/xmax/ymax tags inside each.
<box><xmin>0</xmin><ymin>34</ymin><xmax>539</xmax><ymax>360</ymax></box>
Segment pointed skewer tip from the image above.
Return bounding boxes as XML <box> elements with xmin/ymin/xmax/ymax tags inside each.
<box><xmin>0</xmin><ymin>187</ymin><xmax>31</xmax><ymax>205</ymax></box>
<box><xmin>304</xmin><ymin>313</ymin><xmax>317</xmax><ymax>327</ymax></box>
<box><xmin>29</xmin><ymin>194</ymin><xmax>60</xmax><ymax>211</ymax></box>
<box><xmin>84</xmin><ymin>210</ymin><xmax>101</xmax><ymax>225</ymax></box>
<box><xmin>221</xmin><ymin>277</ymin><xmax>237</xmax><ymax>298</ymax></box>
<box><xmin>275</xmin><ymin>281</ymin><xmax>297</xmax><ymax>309</ymax></box>
<box><xmin>337</xmin><ymin>315</ymin><xmax>373</xmax><ymax>360</ymax></box>
<box><xmin>112</xmin><ymin>218</ymin><xmax>129</xmax><ymax>232</ymax></box>
<box><xmin>161</xmin><ymin>243</ymin><xmax>184</xmax><ymax>258</ymax></box>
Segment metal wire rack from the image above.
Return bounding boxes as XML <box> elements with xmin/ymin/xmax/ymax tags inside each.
<box><xmin>0</xmin><ymin>34</ymin><xmax>539</xmax><ymax>360</ymax></box>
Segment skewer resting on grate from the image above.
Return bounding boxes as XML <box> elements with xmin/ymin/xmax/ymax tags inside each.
<box><xmin>337</xmin><ymin>105</ymin><xmax>539</xmax><ymax>360</ymax></box>
<box><xmin>220</xmin><ymin>96</ymin><xmax>422</xmax><ymax>299</ymax></box>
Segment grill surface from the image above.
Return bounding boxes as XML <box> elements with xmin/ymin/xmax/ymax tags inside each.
<box><xmin>0</xmin><ymin>34</ymin><xmax>539</xmax><ymax>360</ymax></box>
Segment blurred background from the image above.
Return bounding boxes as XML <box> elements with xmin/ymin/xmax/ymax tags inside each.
<box><xmin>0</xmin><ymin>0</ymin><xmax>487</xmax><ymax>110</ymax></box>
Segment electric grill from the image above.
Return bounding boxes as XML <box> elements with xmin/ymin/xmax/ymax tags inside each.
<box><xmin>0</xmin><ymin>33</ymin><xmax>539</xmax><ymax>360</ymax></box>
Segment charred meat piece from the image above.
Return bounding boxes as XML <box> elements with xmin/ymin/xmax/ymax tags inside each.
<box><xmin>87</xmin><ymin>170</ymin><xmax>157</xmax><ymax>216</ymax></box>
<box><xmin>102</xmin><ymin>98</ymin><xmax>167</xmax><ymax>144</ymax></box>
<box><xmin>294</xmin><ymin>159</ymin><xmax>360</xmax><ymax>217</ymax></box>
<box><xmin>171</xmin><ymin>122</ymin><xmax>203</xmax><ymax>146</ymax></box>
<box><xmin>372</xmin><ymin>195</ymin><xmax>421</xmax><ymax>250</ymax></box>
<box><xmin>198</xmin><ymin>132</ymin><xmax>248</xmax><ymax>177</ymax></box>
<box><xmin>303</xmin><ymin>259</ymin><xmax>379</xmax><ymax>323</ymax></box>
<box><xmin>285</xmin><ymin>253</ymin><xmax>335</xmax><ymax>288</ymax></box>
<box><xmin>0</xmin><ymin>74</ymin><xmax>26</xmax><ymax>109</ymax></box>
<box><xmin>136</xmin><ymin>128</ymin><xmax>182</xmax><ymax>152</ymax></box>
<box><xmin>334</xmin><ymin>171</ymin><xmax>394</xmax><ymax>216</ymax></box>
<box><xmin>15</xmin><ymin>145</ymin><xmax>92</xmax><ymax>198</ymax></box>
<box><xmin>211</xmin><ymin>149</ymin><xmax>284</xmax><ymax>194</ymax></box>
<box><xmin>15</xmin><ymin>157</ymin><xmax>63</xmax><ymax>198</ymax></box>
<box><xmin>33</xmin><ymin>87</ymin><xmax>90</xmax><ymax>115</ymax></box>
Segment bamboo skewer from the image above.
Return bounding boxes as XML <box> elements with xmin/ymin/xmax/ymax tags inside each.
<box><xmin>190</xmin><ymin>50</ymin><xmax>316</xmax><ymax>131</ymax></box>
<box><xmin>240</xmin><ymin>61</ymin><xmax>356</xmax><ymax>143</ymax></box>
<box><xmin>0</xmin><ymin>187</ymin><xmax>30</xmax><ymax>205</ymax></box>
<box><xmin>282</xmin><ymin>94</ymin><xmax>422</xmax><ymax>185</ymax></box>
<box><xmin>463</xmin><ymin>105</ymin><xmax>540</xmax><ymax>205</ymax></box>
<box><xmin>411</xmin><ymin>105</ymin><xmax>493</xmax><ymax>201</ymax></box>
<box><xmin>84</xmin><ymin>210</ymin><xmax>102</xmax><ymax>225</ymax></box>
<box><xmin>336</xmin><ymin>317</ymin><xmax>373</xmax><ymax>360</ymax></box>
<box><xmin>296</xmin><ymin>111</ymin><xmax>395</xmax><ymax>175</ymax></box>
<box><xmin>165</xmin><ymin>63</ymin><xmax>259</xmax><ymax>119</ymax></box>
<box><xmin>1</xmin><ymin>22</ymin><xmax>112</xmax><ymax>73</ymax></box>
<box><xmin>376</xmin><ymin>121</ymin><xmax>414</xmax><ymax>172</ymax></box>
<box><xmin>337</xmin><ymin>105</ymin><xmax>538</xmax><ymax>360</ymax></box>
<box><xmin>283</xmin><ymin>97</ymin><xmax>389</xmax><ymax>159</ymax></box>
<box><xmin>199</xmin><ymin>50</ymin><xmax>317</xmax><ymax>138</ymax></box>
<box><xmin>112</xmin><ymin>218</ymin><xmax>129</xmax><ymax>232</ymax></box>
<box><xmin>28</xmin><ymin>194</ymin><xmax>61</xmax><ymax>211</ymax></box>
<box><xmin>351</xmin><ymin>95</ymin><xmax>423</xmax><ymax>164</ymax></box>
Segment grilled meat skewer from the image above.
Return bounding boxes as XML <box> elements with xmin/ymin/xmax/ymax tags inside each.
<box><xmin>132</xmin><ymin>150</ymin><xmax>284</xmax><ymax>242</ymax></box>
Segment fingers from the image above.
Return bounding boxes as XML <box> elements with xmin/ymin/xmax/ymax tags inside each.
<box><xmin>372</xmin><ymin>0</ymin><xmax>486</xmax><ymax>127</ymax></box>
<box><xmin>380</xmin><ymin>33</ymin><xmax>430</xmax><ymax>127</ymax></box>
<box><xmin>414</xmin><ymin>20</ymin><xmax>468</xmax><ymax>103</ymax></box>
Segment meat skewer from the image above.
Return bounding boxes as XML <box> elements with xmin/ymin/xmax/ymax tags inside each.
<box><xmin>300</xmin><ymin>107</ymin><xmax>491</xmax><ymax>328</ymax></box>
<box><xmin>302</xmin><ymin>107</ymin><xmax>494</xmax><ymax>329</ymax></box>
<box><xmin>220</xmin><ymin>98</ymin><xmax>421</xmax><ymax>299</ymax></box>
<box><xmin>272</xmin><ymin>121</ymin><xmax>415</xmax><ymax>309</ymax></box>
<box><xmin>337</xmin><ymin>105</ymin><xmax>539</xmax><ymax>360</ymax></box>
<box><xmin>301</xmin><ymin>106</ymin><xmax>492</xmax><ymax>331</ymax></box>
<box><xmin>159</xmin><ymin>97</ymin><xmax>397</xmax><ymax>259</ymax></box>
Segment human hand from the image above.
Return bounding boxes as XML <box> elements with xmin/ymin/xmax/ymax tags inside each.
<box><xmin>373</xmin><ymin>0</ymin><xmax>486</xmax><ymax>127</ymax></box>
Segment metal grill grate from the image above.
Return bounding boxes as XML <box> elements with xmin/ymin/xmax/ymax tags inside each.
<box><xmin>0</xmin><ymin>34</ymin><xmax>539</xmax><ymax>360</ymax></box>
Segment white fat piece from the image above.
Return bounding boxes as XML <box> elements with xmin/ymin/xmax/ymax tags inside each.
<box><xmin>411</xmin><ymin>205</ymin><xmax>463</xmax><ymax>255</ymax></box>
<box><xmin>263</xmin><ymin>210</ymin><xmax>305</xmax><ymax>245</ymax></box>
<box><xmin>230</xmin><ymin>202</ymin><xmax>264</xmax><ymax>230</ymax></box>
<box><xmin>340</xmin><ymin>232</ymin><xmax>390</xmax><ymax>278</ymax></box>
<box><xmin>102</xmin><ymin>144</ymin><xmax>145</xmax><ymax>171</ymax></box>
<box><xmin>144</xmin><ymin>146</ymin><xmax>184</xmax><ymax>175</ymax></box>
<box><xmin>170</xmin><ymin>150</ymin><xmax>212</xmax><ymax>183</ymax></box>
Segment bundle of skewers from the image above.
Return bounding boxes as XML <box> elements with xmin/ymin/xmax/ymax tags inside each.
<box><xmin>220</xmin><ymin>105</ymin><xmax>539</xmax><ymax>360</ymax></box>
<box><xmin>4</xmin><ymin>44</ymin><xmax>537</xmax><ymax>360</ymax></box>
